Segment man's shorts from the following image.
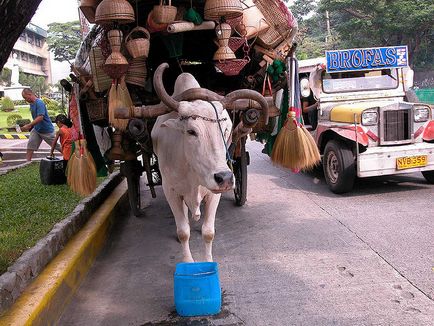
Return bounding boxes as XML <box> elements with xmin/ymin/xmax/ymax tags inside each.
<box><xmin>27</xmin><ymin>129</ymin><xmax>60</xmax><ymax>151</ymax></box>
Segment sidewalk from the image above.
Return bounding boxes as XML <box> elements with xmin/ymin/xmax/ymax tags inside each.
<box><xmin>0</xmin><ymin>138</ymin><xmax>51</xmax><ymax>174</ymax></box>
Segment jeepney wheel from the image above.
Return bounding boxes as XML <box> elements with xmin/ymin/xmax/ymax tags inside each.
<box><xmin>421</xmin><ymin>171</ymin><xmax>434</xmax><ymax>184</ymax></box>
<box><xmin>233</xmin><ymin>137</ymin><xmax>248</xmax><ymax>206</ymax></box>
<box><xmin>323</xmin><ymin>140</ymin><xmax>356</xmax><ymax>194</ymax></box>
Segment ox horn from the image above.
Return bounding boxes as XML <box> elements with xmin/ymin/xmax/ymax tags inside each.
<box><xmin>176</xmin><ymin>88</ymin><xmax>223</xmax><ymax>102</ymax></box>
<box><xmin>222</xmin><ymin>90</ymin><xmax>269</xmax><ymax>124</ymax></box>
<box><xmin>153</xmin><ymin>63</ymin><xmax>180</xmax><ymax>111</ymax></box>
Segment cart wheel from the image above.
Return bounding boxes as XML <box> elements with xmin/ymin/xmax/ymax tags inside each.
<box><xmin>122</xmin><ymin>160</ymin><xmax>143</xmax><ymax>217</ymax></box>
<box><xmin>233</xmin><ymin>137</ymin><xmax>248</xmax><ymax>206</ymax></box>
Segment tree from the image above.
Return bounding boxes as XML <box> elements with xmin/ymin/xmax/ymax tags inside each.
<box><xmin>0</xmin><ymin>0</ymin><xmax>43</xmax><ymax>70</ymax></box>
<box><xmin>0</xmin><ymin>67</ymin><xmax>11</xmax><ymax>86</ymax></box>
<box><xmin>46</xmin><ymin>21</ymin><xmax>82</xmax><ymax>63</ymax></box>
<box><xmin>19</xmin><ymin>71</ymin><xmax>48</xmax><ymax>95</ymax></box>
<box><xmin>290</xmin><ymin>0</ymin><xmax>339</xmax><ymax>60</ymax></box>
<box><xmin>319</xmin><ymin>0</ymin><xmax>434</xmax><ymax>68</ymax></box>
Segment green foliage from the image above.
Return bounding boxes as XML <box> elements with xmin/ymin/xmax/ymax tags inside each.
<box><xmin>41</xmin><ymin>96</ymin><xmax>64</xmax><ymax>115</ymax></box>
<box><xmin>1</xmin><ymin>96</ymin><xmax>15</xmax><ymax>112</ymax></box>
<box><xmin>13</xmin><ymin>100</ymin><xmax>27</xmax><ymax>106</ymax></box>
<box><xmin>19</xmin><ymin>73</ymin><xmax>48</xmax><ymax>95</ymax></box>
<box><xmin>16</xmin><ymin>119</ymin><xmax>31</xmax><ymax>127</ymax></box>
<box><xmin>41</xmin><ymin>96</ymin><xmax>51</xmax><ymax>106</ymax></box>
<box><xmin>0</xmin><ymin>107</ymin><xmax>32</xmax><ymax>129</ymax></box>
<box><xmin>0</xmin><ymin>164</ymin><xmax>82</xmax><ymax>273</ymax></box>
<box><xmin>0</xmin><ymin>164</ymin><xmax>107</xmax><ymax>273</ymax></box>
<box><xmin>6</xmin><ymin>114</ymin><xmax>22</xmax><ymax>127</ymax></box>
<box><xmin>0</xmin><ymin>67</ymin><xmax>11</xmax><ymax>86</ymax></box>
<box><xmin>290</xmin><ymin>0</ymin><xmax>433</xmax><ymax>69</ymax></box>
<box><xmin>318</xmin><ymin>0</ymin><xmax>434</xmax><ymax>68</ymax></box>
<box><xmin>47</xmin><ymin>21</ymin><xmax>81</xmax><ymax>63</ymax></box>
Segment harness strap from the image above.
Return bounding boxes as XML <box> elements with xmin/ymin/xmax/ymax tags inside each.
<box><xmin>208</xmin><ymin>101</ymin><xmax>234</xmax><ymax>168</ymax></box>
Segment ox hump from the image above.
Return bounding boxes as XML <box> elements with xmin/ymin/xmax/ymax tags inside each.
<box><xmin>173</xmin><ymin>73</ymin><xmax>200</xmax><ymax>96</ymax></box>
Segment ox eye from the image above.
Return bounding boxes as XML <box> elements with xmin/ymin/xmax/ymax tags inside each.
<box><xmin>187</xmin><ymin>129</ymin><xmax>198</xmax><ymax>136</ymax></box>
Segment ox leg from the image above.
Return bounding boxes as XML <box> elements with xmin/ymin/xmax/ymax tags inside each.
<box><xmin>163</xmin><ymin>184</ymin><xmax>194</xmax><ymax>262</ymax></box>
<box><xmin>202</xmin><ymin>194</ymin><xmax>221</xmax><ymax>262</ymax></box>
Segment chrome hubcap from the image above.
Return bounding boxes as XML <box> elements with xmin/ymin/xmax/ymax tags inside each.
<box><xmin>326</xmin><ymin>151</ymin><xmax>339</xmax><ymax>184</ymax></box>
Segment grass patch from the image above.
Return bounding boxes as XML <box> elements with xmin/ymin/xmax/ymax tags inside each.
<box><xmin>0</xmin><ymin>163</ymin><xmax>105</xmax><ymax>274</ymax></box>
<box><xmin>0</xmin><ymin>107</ymin><xmax>31</xmax><ymax>129</ymax></box>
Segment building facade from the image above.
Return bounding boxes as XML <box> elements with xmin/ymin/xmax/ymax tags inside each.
<box><xmin>3</xmin><ymin>22</ymin><xmax>52</xmax><ymax>85</ymax></box>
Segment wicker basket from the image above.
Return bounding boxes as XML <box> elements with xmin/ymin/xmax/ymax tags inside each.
<box><xmin>153</xmin><ymin>0</ymin><xmax>177</xmax><ymax>24</ymax></box>
<box><xmin>228</xmin><ymin>37</ymin><xmax>245</xmax><ymax>52</ymax></box>
<box><xmin>104</xmin><ymin>29</ymin><xmax>129</xmax><ymax>79</ymax></box>
<box><xmin>79</xmin><ymin>0</ymin><xmax>102</xmax><ymax>23</ymax></box>
<box><xmin>215</xmin><ymin>59</ymin><xmax>249</xmax><ymax>76</ymax></box>
<box><xmin>253</xmin><ymin>0</ymin><xmax>297</xmax><ymax>48</ymax></box>
<box><xmin>87</xmin><ymin>98</ymin><xmax>108</xmax><ymax>123</ymax></box>
<box><xmin>89</xmin><ymin>47</ymin><xmax>111</xmax><ymax>92</ymax></box>
<box><xmin>126</xmin><ymin>57</ymin><xmax>147</xmax><ymax>87</ymax></box>
<box><xmin>95</xmin><ymin>0</ymin><xmax>135</xmax><ymax>25</ymax></box>
<box><xmin>146</xmin><ymin>10</ymin><xmax>169</xmax><ymax>33</ymax></box>
<box><xmin>234</xmin><ymin>0</ymin><xmax>269</xmax><ymax>39</ymax></box>
<box><xmin>204</xmin><ymin>0</ymin><xmax>243</xmax><ymax>20</ymax></box>
<box><xmin>125</xmin><ymin>27</ymin><xmax>151</xmax><ymax>59</ymax></box>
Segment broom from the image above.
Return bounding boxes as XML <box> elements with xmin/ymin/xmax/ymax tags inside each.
<box><xmin>67</xmin><ymin>85</ymin><xmax>97</xmax><ymax>196</ymax></box>
<box><xmin>271</xmin><ymin>54</ymin><xmax>320</xmax><ymax>171</ymax></box>
<box><xmin>108</xmin><ymin>78</ymin><xmax>130</xmax><ymax>131</ymax></box>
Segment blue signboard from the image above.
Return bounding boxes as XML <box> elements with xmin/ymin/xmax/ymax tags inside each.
<box><xmin>325</xmin><ymin>46</ymin><xmax>408</xmax><ymax>73</ymax></box>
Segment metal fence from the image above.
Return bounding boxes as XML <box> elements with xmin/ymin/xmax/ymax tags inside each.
<box><xmin>415</xmin><ymin>88</ymin><xmax>434</xmax><ymax>104</ymax></box>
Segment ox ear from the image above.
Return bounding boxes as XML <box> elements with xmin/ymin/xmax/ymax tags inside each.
<box><xmin>161</xmin><ymin>118</ymin><xmax>183</xmax><ymax>131</ymax></box>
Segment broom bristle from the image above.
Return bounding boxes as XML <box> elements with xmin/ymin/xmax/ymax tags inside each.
<box><xmin>67</xmin><ymin>141</ymin><xmax>80</xmax><ymax>189</ymax></box>
<box><xmin>67</xmin><ymin>140</ymin><xmax>97</xmax><ymax>196</ymax></box>
<box><xmin>271</xmin><ymin>114</ymin><xmax>321</xmax><ymax>171</ymax></box>
<box><xmin>300</xmin><ymin>126</ymin><xmax>321</xmax><ymax>170</ymax></box>
<box><xmin>108</xmin><ymin>82</ymin><xmax>129</xmax><ymax>131</ymax></box>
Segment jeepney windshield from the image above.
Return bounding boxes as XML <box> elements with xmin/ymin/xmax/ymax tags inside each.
<box><xmin>322</xmin><ymin>68</ymin><xmax>399</xmax><ymax>93</ymax></box>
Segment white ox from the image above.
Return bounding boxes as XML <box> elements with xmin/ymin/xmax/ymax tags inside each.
<box><xmin>151</xmin><ymin>63</ymin><xmax>268</xmax><ymax>262</ymax></box>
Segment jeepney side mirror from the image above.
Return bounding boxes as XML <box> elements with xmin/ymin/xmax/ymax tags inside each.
<box><xmin>300</xmin><ymin>78</ymin><xmax>311</xmax><ymax>98</ymax></box>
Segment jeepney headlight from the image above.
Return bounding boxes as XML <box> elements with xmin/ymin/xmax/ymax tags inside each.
<box><xmin>361</xmin><ymin>110</ymin><xmax>378</xmax><ymax>126</ymax></box>
<box><xmin>414</xmin><ymin>106</ymin><xmax>430</xmax><ymax>122</ymax></box>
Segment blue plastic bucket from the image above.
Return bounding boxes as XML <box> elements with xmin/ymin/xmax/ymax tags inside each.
<box><xmin>174</xmin><ymin>262</ymin><xmax>221</xmax><ymax>317</ymax></box>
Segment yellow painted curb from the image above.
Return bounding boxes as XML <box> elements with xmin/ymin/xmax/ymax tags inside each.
<box><xmin>0</xmin><ymin>181</ymin><xmax>127</xmax><ymax>326</ymax></box>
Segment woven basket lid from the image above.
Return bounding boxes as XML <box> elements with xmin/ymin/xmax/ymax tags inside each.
<box><xmin>204</xmin><ymin>0</ymin><xmax>243</xmax><ymax>20</ymax></box>
<box><xmin>95</xmin><ymin>0</ymin><xmax>135</xmax><ymax>25</ymax></box>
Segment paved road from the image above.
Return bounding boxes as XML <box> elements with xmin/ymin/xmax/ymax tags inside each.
<box><xmin>59</xmin><ymin>141</ymin><xmax>434</xmax><ymax>325</ymax></box>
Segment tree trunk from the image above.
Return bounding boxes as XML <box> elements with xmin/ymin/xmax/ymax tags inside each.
<box><xmin>0</xmin><ymin>0</ymin><xmax>43</xmax><ymax>70</ymax></box>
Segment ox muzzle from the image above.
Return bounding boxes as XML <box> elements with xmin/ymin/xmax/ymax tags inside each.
<box><xmin>213</xmin><ymin>171</ymin><xmax>234</xmax><ymax>192</ymax></box>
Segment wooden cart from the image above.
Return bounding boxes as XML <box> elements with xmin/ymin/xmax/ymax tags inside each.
<box><xmin>74</xmin><ymin>0</ymin><xmax>297</xmax><ymax>214</ymax></box>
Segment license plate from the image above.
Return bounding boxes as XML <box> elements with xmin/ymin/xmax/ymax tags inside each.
<box><xmin>396</xmin><ymin>155</ymin><xmax>428</xmax><ymax>170</ymax></box>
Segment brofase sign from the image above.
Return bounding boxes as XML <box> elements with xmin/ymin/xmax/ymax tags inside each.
<box><xmin>325</xmin><ymin>46</ymin><xmax>408</xmax><ymax>73</ymax></box>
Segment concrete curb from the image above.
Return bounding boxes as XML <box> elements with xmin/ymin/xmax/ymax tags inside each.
<box><xmin>0</xmin><ymin>161</ymin><xmax>32</xmax><ymax>176</ymax></box>
<box><xmin>0</xmin><ymin>171</ymin><xmax>125</xmax><ymax>318</ymax></box>
<box><xmin>0</xmin><ymin>134</ymin><xmax>30</xmax><ymax>139</ymax></box>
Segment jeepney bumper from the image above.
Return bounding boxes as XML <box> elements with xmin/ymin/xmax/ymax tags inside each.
<box><xmin>357</xmin><ymin>142</ymin><xmax>434</xmax><ymax>178</ymax></box>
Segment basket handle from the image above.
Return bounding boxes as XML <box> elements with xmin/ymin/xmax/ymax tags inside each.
<box><xmin>160</xmin><ymin>0</ymin><xmax>171</xmax><ymax>6</ymax></box>
<box><xmin>125</xmin><ymin>26</ymin><xmax>151</xmax><ymax>42</ymax></box>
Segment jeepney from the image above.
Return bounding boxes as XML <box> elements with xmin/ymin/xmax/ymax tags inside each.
<box><xmin>299</xmin><ymin>46</ymin><xmax>434</xmax><ymax>193</ymax></box>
